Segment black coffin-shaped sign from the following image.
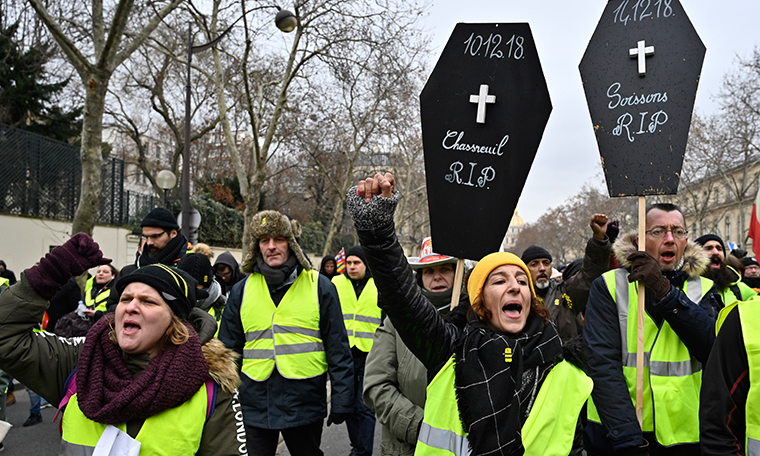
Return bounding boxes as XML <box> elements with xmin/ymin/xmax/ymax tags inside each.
<box><xmin>420</xmin><ymin>23</ymin><xmax>551</xmax><ymax>260</ymax></box>
<box><xmin>579</xmin><ymin>0</ymin><xmax>705</xmax><ymax>197</ymax></box>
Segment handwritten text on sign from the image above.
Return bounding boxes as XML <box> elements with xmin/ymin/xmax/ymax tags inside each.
<box><xmin>463</xmin><ymin>33</ymin><xmax>525</xmax><ymax>60</ymax></box>
<box><xmin>441</xmin><ymin>131</ymin><xmax>509</xmax><ymax>189</ymax></box>
<box><xmin>613</xmin><ymin>0</ymin><xmax>674</xmax><ymax>25</ymax></box>
<box><xmin>607</xmin><ymin>82</ymin><xmax>669</xmax><ymax>141</ymax></box>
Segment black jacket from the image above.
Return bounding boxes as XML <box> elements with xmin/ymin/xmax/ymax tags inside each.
<box><xmin>700</xmin><ymin>305</ymin><xmax>750</xmax><ymax>456</ymax></box>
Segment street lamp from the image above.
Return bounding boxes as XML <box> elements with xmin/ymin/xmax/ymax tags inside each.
<box><xmin>182</xmin><ymin>6</ymin><xmax>296</xmax><ymax>238</ymax></box>
<box><xmin>155</xmin><ymin>169</ymin><xmax>177</xmax><ymax>208</ymax></box>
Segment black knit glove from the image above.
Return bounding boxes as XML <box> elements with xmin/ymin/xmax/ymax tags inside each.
<box><xmin>25</xmin><ymin>233</ymin><xmax>111</xmax><ymax>300</ymax></box>
<box><xmin>346</xmin><ymin>186</ymin><xmax>401</xmax><ymax>231</ymax></box>
<box><xmin>627</xmin><ymin>252</ymin><xmax>671</xmax><ymax>301</ymax></box>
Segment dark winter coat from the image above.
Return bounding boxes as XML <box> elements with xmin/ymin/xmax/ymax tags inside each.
<box><xmin>538</xmin><ymin>235</ymin><xmax>611</xmax><ymax>342</ymax></box>
<box><xmin>218</xmin><ymin>264</ymin><xmax>355</xmax><ymax>429</ymax></box>
<box><xmin>699</xmin><ymin>305</ymin><xmax>752</xmax><ymax>456</ymax></box>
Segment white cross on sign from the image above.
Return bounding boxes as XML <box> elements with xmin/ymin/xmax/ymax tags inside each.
<box><xmin>469</xmin><ymin>84</ymin><xmax>496</xmax><ymax>124</ymax></box>
<box><xmin>629</xmin><ymin>40</ymin><xmax>655</xmax><ymax>76</ymax></box>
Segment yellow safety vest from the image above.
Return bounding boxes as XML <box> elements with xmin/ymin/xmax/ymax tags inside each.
<box><xmin>60</xmin><ymin>383</ymin><xmax>207</xmax><ymax>455</ymax></box>
<box><xmin>332</xmin><ymin>275</ymin><xmax>381</xmax><ymax>352</ymax></box>
<box><xmin>716</xmin><ymin>299</ymin><xmax>760</xmax><ymax>455</ymax></box>
<box><xmin>416</xmin><ymin>356</ymin><xmax>592</xmax><ymax>456</ymax></box>
<box><xmin>241</xmin><ymin>270</ymin><xmax>328</xmax><ymax>381</ymax></box>
<box><xmin>84</xmin><ymin>277</ymin><xmax>112</xmax><ymax>312</ymax></box>
<box><xmin>0</xmin><ymin>278</ymin><xmax>8</xmax><ymax>287</ymax></box>
<box><xmin>587</xmin><ymin>268</ymin><xmax>712</xmax><ymax>446</ymax></box>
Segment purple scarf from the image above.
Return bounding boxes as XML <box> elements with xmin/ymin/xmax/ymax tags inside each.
<box><xmin>75</xmin><ymin>314</ymin><xmax>210</xmax><ymax>425</ymax></box>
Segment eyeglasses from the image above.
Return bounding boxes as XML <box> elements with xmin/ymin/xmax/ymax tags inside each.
<box><xmin>645</xmin><ymin>227</ymin><xmax>688</xmax><ymax>239</ymax></box>
<box><xmin>141</xmin><ymin>231</ymin><xmax>167</xmax><ymax>241</ymax></box>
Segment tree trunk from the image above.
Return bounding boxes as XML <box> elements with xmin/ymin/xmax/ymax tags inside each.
<box><xmin>71</xmin><ymin>74</ymin><xmax>109</xmax><ymax>236</ymax></box>
<box><xmin>322</xmin><ymin>196</ymin><xmax>346</xmax><ymax>256</ymax></box>
<box><xmin>241</xmin><ymin>169</ymin><xmax>265</xmax><ymax>261</ymax></box>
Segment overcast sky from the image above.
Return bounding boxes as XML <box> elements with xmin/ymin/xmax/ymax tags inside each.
<box><xmin>420</xmin><ymin>0</ymin><xmax>760</xmax><ymax>224</ymax></box>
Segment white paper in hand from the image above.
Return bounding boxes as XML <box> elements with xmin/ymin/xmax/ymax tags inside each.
<box><xmin>92</xmin><ymin>424</ymin><xmax>141</xmax><ymax>456</ymax></box>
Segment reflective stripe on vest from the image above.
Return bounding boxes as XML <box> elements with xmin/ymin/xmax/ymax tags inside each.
<box><xmin>587</xmin><ymin>268</ymin><xmax>709</xmax><ymax>446</ymax></box>
<box><xmin>735</xmin><ymin>301</ymin><xmax>760</xmax><ymax>455</ymax></box>
<box><xmin>332</xmin><ymin>275</ymin><xmax>380</xmax><ymax>352</ymax></box>
<box><xmin>84</xmin><ymin>277</ymin><xmax>111</xmax><ymax>312</ymax></box>
<box><xmin>241</xmin><ymin>270</ymin><xmax>327</xmax><ymax>381</ymax></box>
<box><xmin>60</xmin><ymin>383</ymin><xmax>207</xmax><ymax>455</ymax></box>
<box><xmin>416</xmin><ymin>356</ymin><xmax>591</xmax><ymax>456</ymax></box>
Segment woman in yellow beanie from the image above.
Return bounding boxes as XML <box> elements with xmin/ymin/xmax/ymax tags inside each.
<box><xmin>347</xmin><ymin>173</ymin><xmax>592</xmax><ymax>456</ymax></box>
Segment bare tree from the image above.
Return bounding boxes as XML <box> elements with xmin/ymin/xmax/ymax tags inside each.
<box><xmin>206</xmin><ymin>0</ymin><xmax>428</xmax><ymax>259</ymax></box>
<box><xmin>26</xmin><ymin>0</ymin><xmax>184</xmax><ymax>235</ymax></box>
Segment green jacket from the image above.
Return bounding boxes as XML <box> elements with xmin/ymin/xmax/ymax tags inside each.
<box><xmin>0</xmin><ymin>274</ymin><xmax>245</xmax><ymax>456</ymax></box>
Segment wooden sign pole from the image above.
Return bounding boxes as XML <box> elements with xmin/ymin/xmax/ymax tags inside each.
<box><xmin>450</xmin><ymin>258</ymin><xmax>465</xmax><ymax>310</ymax></box>
<box><xmin>636</xmin><ymin>196</ymin><xmax>646</xmax><ymax>426</ymax></box>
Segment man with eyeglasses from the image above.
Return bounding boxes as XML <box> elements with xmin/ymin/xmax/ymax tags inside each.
<box><xmin>584</xmin><ymin>203</ymin><xmax>721</xmax><ymax>456</ymax></box>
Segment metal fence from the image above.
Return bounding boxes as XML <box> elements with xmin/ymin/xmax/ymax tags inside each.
<box><xmin>0</xmin><ymin>123</ymin><xmax>155</xmax><ymax>228</ymax></box>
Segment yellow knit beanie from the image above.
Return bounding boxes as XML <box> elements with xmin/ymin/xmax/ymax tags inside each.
<box><xmin>466</xmin><ymin>252</ymin><xmax>537</xmax><ymax>306</ymax></box>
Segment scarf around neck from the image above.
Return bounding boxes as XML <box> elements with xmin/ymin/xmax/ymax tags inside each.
<box><xmin>137</xmin><ymin>233</ymin><xmax>187</xmax><ymax>268</ymax></box>
<box><xmin>75</xmin><ymin>314</ymin><xmax>210</xmax><ymax>425</ymax></box>
<box><xmin>256</xmin><ymin>253</ymin><xmax>299</xmax><ymax>290</ymax></box>
<box><xmin>454</xmin><ymin>312</ymin><xmax>562</xmax><ymax>456</ymax></box>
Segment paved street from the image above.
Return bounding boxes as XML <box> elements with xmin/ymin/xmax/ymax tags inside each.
<box><xmin>1</xmin><ymin>381</ymin><xmax>382</xmax><ymax>455</ymax></box>
<box><xmin>2</xmin><ymin>382</ymin><xmax>62</xmax><ymax>454</ymax></box>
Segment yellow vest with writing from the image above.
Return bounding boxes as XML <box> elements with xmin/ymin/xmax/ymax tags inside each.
<box><xmin>241</xmin><ymin>270</ymin><xmax>327</xmax><ymax>381</ymax></box>
<box><xmin>416</xmin><ymin>356</ymin><xmax>592</xmax><ymax>456</ymax></box>
<box><xmin>332</xmin><ymin>275</ymin><xmax>380</xmax><ymax>352</ymax></box>
<box><xmin>60</xmin><ymin>383</ymin><xmax>207</xmax><ymax>455</ymax></box>
<box><xmin>587</xmin><ymin>268</ymin><xmax>712</xmax><ymax>446</ymax></box>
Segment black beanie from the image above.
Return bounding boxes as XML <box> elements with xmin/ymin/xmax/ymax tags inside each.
<box><xmin>178</xmin><ymin>253</ymin><xmax>213</xmax><ymax>289</ymax></box>
<box><xmin>116</xmin><ymin>264</ymin><xmax>198</xmax><ymax>319</ymax></box>
<box><xmin>741</xmin><ymin>257</ymin><xmax>759</xmax><ymax>267</ymax></box>
<box><xmin>346</xmin><ymin>246</ymin><xmax>367</xmax><ymax>265</ymax></box>
<box><xmin>521</xmin><ymin>245</ymin><xmax>552</xmax><ymax>264</ymax></box>
<box><xmin>141</xmin><ymin>208</ymin><xmax>180</xmax><ymax>231</ymax></box>
<box><xmin>694</xmin><ymin>234</ymin><xmax>725</xmax><ymax>253</ymax></box>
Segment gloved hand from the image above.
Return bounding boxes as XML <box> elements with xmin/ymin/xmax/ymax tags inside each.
<box><xmin>607</xmin><ymin>220</ymin><xmax>620</xmax><ymax>244</ymax></box>
<box><xmin>627</xmin><ymin>252</ymin><xmax>671</xmax><ymax>301</ymax></box>
<box><xmin>25</xmin><ymin>233</ymin><xmax>111</xmax><ymax>300</ymax></box>
<box><xmin>326</xmin><ymin>412</ymin><xmax>351</xmax><ymax>426</ymax></box>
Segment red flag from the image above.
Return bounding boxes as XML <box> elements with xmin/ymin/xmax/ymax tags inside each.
<box><xmin>335</xmin><ymin>248</ymin><xmax>346</xmax><ymax>274</ymax></box>
<box><xmin>750</xmin><ymin>184</ymin><xmax>760</xmax><ymax>259</ymax></box>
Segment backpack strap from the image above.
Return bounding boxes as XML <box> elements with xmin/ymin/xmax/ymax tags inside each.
<box><xmin>55</xmin><ymin>368</ymin><xmax>78</xmax><ymax>432</ymax></box>
<box><xmin>730</xmin><ymin>284</ymin><xmax>743</xmax><ymax>303</ymax></box>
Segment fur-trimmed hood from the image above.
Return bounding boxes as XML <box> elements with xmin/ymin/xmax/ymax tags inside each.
<box><xmin>202</xmin><ymin>338</ymin><xmax>241</xmax><ymax>393</ymax></box>
<box><xmin>612</xmin><ymin>231</ymin><xmax>709</xmax><ymax>280</ymax></box>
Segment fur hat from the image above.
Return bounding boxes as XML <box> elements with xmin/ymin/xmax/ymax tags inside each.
<box><xmin>116</xmin><ymin>264</ymin><xmax>198</xmax><ymax>319</ymax></box>
<box><xmin>241</xmin><ymin>210</ymin><xmax>312</xmax><ymax>273</ymax></box>
<box><xmin>141</xmin><ymin>208</ymin><xmax>179</xmax><ymax>231</ymax></box>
